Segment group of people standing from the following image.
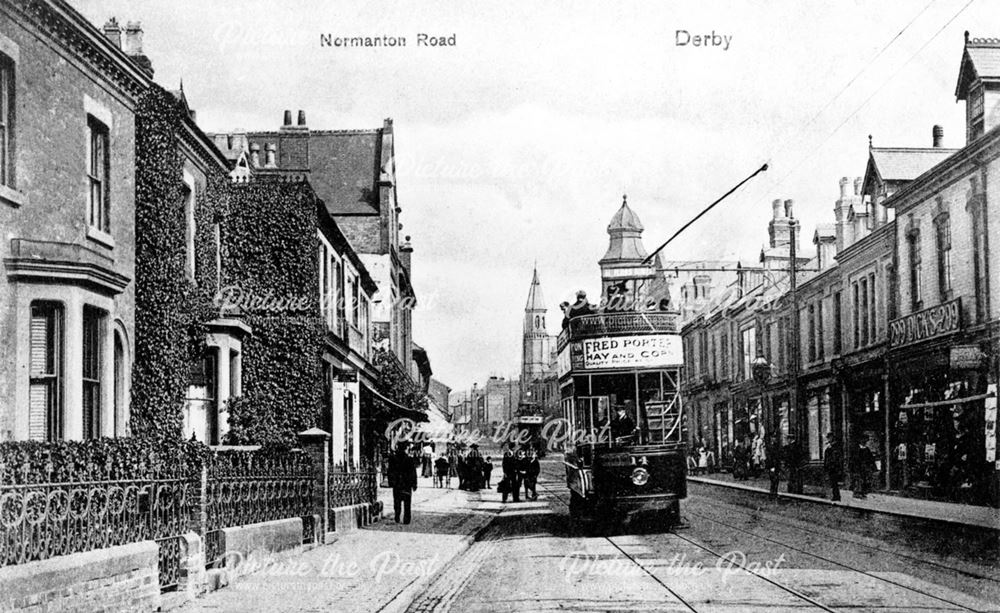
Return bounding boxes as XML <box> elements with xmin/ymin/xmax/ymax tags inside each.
<box><xmin>498</xmin><ymin>444</ymin><xmax>541</xmax><ymax>503</ymax></box>
<box><xmin>690</xmin><ymin>431</ymin><xmax>880</xmax><ymax>502</ymax></box>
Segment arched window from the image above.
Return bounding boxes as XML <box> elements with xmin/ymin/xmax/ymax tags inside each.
<box><xmin>534</xmin><ymin>315</ymin><xmax>540</xmax><ymax>328</ymax></box>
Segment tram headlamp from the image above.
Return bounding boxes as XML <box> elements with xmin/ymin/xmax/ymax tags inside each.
<box><xmin>631</xmin><ymin>467</ymin><xmax>650</xmax><ymax>486</ymax></box>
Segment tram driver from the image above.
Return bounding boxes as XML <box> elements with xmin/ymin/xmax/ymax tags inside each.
<box><xmin>608</xmin><ymin>402</ymin><xmax>638</xmax><ymax>445</ymax></box>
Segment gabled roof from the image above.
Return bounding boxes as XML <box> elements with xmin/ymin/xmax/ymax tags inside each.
<box><xmin>868</xmin><ymin>147</ymin><xmax>958</xmax><ymax>182</ymax></box>
<box><xmin>956</xmin><ymin>34</ymin><xmax>1000</xmax><ymax>99</ymax></box>
<box><xmin>813</xmin><ymin>223</ymin><xmax>836</xmax><ymax>242</ymax></box>
<box><xmin>862</xmin><ymin>146</ymin><xmax>958</xmax><ymax>198</ymax></box>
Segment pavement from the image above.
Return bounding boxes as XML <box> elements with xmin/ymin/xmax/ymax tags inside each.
<box><xmin>179</xmin><ymin>476</ymin><xmax>501</xmax><ymax>613</ymax></box>
<box><xmin>688</xmin><ymin>470</ymin><xmax>1000</xmax><ymax>531</ymax></box>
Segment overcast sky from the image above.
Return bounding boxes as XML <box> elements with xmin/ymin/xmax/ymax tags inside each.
<box><xmin>78</xmin><ymin>0</ymin><xmax>989</xmax><ymax>392</ymax></box>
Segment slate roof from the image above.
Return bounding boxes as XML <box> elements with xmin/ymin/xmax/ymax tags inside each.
<box><xmin>813</xmin><ymin>223</ymin><xmax>836</xmax><ymax>241</ymax></box>
<box><xmin>956</xmin><ymin>35</ymin><xmax>1000</xmax><ymax>99</ymax></box>
<box><xmin>308</xmin><ymin>130</ymin><xmax>383</xmax><ymax>215</ymax></box>
<box><xmin>868</xmin><ymin>147</ymin><xmax>958</xmax><ymax>183</ymax></box>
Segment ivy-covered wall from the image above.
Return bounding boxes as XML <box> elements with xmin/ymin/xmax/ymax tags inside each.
<box><xmin>131</xmin><ymin>87</ymin><xmax>220</xmax><ymax>440</ymax></box>
<box><xmin>222</xmin><ymin>180</ymin><xmax>326</xmax><ymax>447</ymax></box>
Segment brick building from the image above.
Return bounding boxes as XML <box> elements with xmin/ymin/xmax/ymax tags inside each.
<box><xmin>0</xmin><ymin>3</ymin><xmax>153</xmax><ymax>441</ymax></box>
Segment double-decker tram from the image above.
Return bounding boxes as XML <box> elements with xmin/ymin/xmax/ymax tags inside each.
<box><xmin>558</xmin><ymin>311</ymin><xmax>686</xmax><ymax>528</ymax></box>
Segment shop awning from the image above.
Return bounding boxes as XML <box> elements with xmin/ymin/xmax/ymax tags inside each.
<box><xmin>899</xmin><ymin>391</ymin><xmax>995</xmax><ymax>410</ymax></box>
<box><xmin>361</xmin><ymin>382</ymin><xmax>428</xmax><ymax>422</ymax></box>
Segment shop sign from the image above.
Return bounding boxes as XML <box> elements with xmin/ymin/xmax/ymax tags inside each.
<box><xmin>518</xmin><ymin>415</ymin><xmax>544</xmax><ymax>425</ymax></box>
<box><xmin>580</xmin><ymin>334</ymin><xmax>682</xmax><ymax>370</ymax></box>
<box><xmin>888</xmin><ymin>298</ymin><xmax>961</xmax><ymax>349</ymax></box>
<box><xmin>950</xmin><ymin>345</ymin><xmax>984</xmax><ymax>370</ymax></box>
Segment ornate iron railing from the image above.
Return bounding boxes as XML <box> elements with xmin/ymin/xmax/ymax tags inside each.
<box><xmin>203</xmin><ymin>450</ymin><xmax>315</xmax><ymax>567</ymax></box>
<box><xmin>329</xmin><ymin>470</ymin><xmax>377</xmax><ymax>508</ymax></box>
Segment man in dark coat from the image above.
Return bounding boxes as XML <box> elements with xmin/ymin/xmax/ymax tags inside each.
<box><xmin>852</xmin><ymin>439</ymin><xmax>877</xmax><ymax>499</ymax></box>
<box><xmin>387</xmin><ymin>442</ymin><xmax>418</xmax><ymax>524</ymax></box>
<box><xmin>567</xmin><ymin>291</ymin><xmax>595</xmax><ymax>320</ymax></box>
<box><xmin>524</xmin><ymin>449</ymin><xmax>541</xmax><ymax>501</ymax></box>
<box><xmin>823</xmin><ymin>432</ymin><xmax>843</xmax><ymax>501</ymax></box>
<box><xmin>501</xmin><ymin>444</ymin><xmax>521</xmax><ymax>503</ymax></box>
<box><xmin>783</xmin><ymin>435</ymin><xmax>804</xmax><ymax>494</ymax></box>
<box><xmin>764</xmin><ymin>434</ymin><xmax>781</xmax><ymax>499</ymax></box>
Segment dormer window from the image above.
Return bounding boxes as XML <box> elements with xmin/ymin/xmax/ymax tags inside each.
<box><xmin>968</xmin><ymin>85</ymin><xmax>984</xmax><ymax>140</ymax></box>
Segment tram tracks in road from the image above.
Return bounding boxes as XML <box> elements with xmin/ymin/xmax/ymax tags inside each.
<box><xmin>534</xmin><ymin>477</ymin><xmax>840</xmax><ymax>612</ymax></box>
<box><xmin>682</xmin><ymin>503</ymin><xmax>996</xmax><ymax>613</ymax></box>
<box><xmin>686</xmin><ymin>492</ymin><xmax>1000</xmax><ymax>584</ymax></box>
<box><xmin>536</xmin><ymin>474</ymin><xmax>995</xmax><ymax>612</ymax></box>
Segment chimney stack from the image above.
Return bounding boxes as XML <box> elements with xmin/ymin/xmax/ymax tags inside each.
<box><xmin>250</xmin><ymin>143</ymin><xmax>260</xmax><ymax>168</ymax></box>
<box><xmin>784</xmin><ymin>199</ymin><xmax>794</xmax><ymax>219</ymax></box>
<box><xmin>283</xmin><ymin>110</ymin><xmax>292</xmax><ymax>127</ymax></box>
<box><xmin>102</xmin><ymin>18</ymin><xmax>121</xmax><ymax>48</ymax></box>
<box><xmin>121</xmin><ymin>21</ymin><xmax>153</xmax><ymax>76</ymax></box>
<box><xmin>932</xmin><ymin>125</ymin><xmax>944</xmax><ymax>148</ymax></box>
<box><xmin>400</xmin><ymin>235</ymin><xmax>414</xmax><ymax>274</ymax></box>
<box><xmin>297</xmin><ymin>110</ymin><xmax>307</xmax><ymax>126</ymax></box>
<box><xmin>124</xmin><ymin>21</ymin><xmax>143</xmax><ymax>55</ymax></box>
<box><xmin>265</xmin><ymin>143</ymin><xmax>276</xmax><ymax>168</ymax></box>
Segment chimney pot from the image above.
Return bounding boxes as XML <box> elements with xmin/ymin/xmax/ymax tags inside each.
<box><xmin>854</xmin><ymin>177</ymin><xmax>863</xmax><ymax>195</ymax></box>
<box><xmin>932</xmin><ymin>125</ymin><xmax>944</xmax><ymax>148</ymax></box>
<box><xmin>102</xmin><ymin>18</ymin><xmax>122</xmax><ymax>49</ymax></box>
<box><xmin>283</xmin><ymin>110</ymin><xmax>292</xmax><ymax>126</ymax></box>
<box><xmin>839</xmin><ymin>177</ymin><xmax>849</xmax><ymax>198</ymax></box>
<box><xmin>250</xmin><ymin>143</ymin><xmax>260</xmax><ymax>168</ymax></box>
<box><xmin>784</xmin><ymin>199</ymin><xmax>794</xmax><ymax>219</ymax></box>
<box><xmin>297</xmin><ymin>110</ymin><xmax>306</xmax><ymax>126</ymax></box>
<box><xmin>772</xmin><ymin>199</ymin><xmax>783</xmax><ymax>219</ymax></box>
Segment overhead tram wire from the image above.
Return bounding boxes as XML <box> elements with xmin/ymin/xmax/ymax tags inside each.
<box><xmin>641</xmin><ymin>163</ymin><xmax>768</xmax><ymax>266</ymax></box>
<box><xmin>758</xmin><ymin>0</ymin><xmax>976</xmax><ymax>198</ymax></box>
<box><xmin>738</xmin><ymin>0</ymin><xmax>938</xmax><ymax>207</ymax></box>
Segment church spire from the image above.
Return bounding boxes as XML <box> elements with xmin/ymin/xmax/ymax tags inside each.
<box><xmin>525</xmin><ymin>265</ymin><xmax>546</xmax><ymax>312</ymax></box>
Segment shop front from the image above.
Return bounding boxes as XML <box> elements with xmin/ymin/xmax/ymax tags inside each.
<box><xmin>888</xmin><ymin>300</ymin><xmax>996</xmax><ymax>506</ymax></box>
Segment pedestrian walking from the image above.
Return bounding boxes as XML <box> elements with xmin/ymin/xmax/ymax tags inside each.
<box><xmin>823</xmin><ymin>432</ymin><xmax>843</xmax><ymax>501</ymax></box>
<box><xmin>751</xmin><ymin>434</ymin><xmax>765</xmax><ymax>477</ymax></box>
<box><xmin>434</xmin><ymin>454</ymin><xmax>449</xmax><ymax>488</ymax></box>
<box><xmin>764</xmin><ymin>434</ymin><xmax>781</xmax><ymax>499</ymax></box>
<box><xmin>524</xmin><ymin>449</ymin><xmax>540</xmax><ymax>500</ymax></box>
<box><xmin>483</xmin><ymin>456</ymin><xmax>494</xmax><ymax>489</ymax></box>
<box><xmin>466</xmin><ymin>444</ymin><xmax>483</xmax><ymax>492</ymax></box>
<box><xmin>387</xmin><ymin>442</ymin><xmax>417</xmax><ymax>524</ymax></box>
<box><xmin>447</xmin><ymin>445</ymin><xmax>459</xmax><ymax>488</ymax></box>
<box><xmin>851</xmin><ymin>438</ymin><xmax>877</xmax><ymax>499</ymax></box>
<box><xmin>421</xmin><ymin>443</ymin><xmax>434</xmax><ymax>479</ymax></box>
<box><xmin>732</xmin><ymin>438</ymin><xmax>749</xmax><ymax>480</ymax></box>
<box><xmin>501</xmin><ymin>444</ymin><xmax>521</xmax><ymax>503</ymax></box>
<box><xmin>784</xmin><ymin>435</ymin><xmax>804</xmax><ymax>494</ymax></box>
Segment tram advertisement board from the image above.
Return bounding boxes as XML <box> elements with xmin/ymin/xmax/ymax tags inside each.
<box><xmin>579</xmin><ymin>334</ymin><xmax>682</xmax><ymax>370</ymax></box>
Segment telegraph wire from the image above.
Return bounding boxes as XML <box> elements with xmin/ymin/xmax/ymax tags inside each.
<box><xmin>759</xmin><ymin>0</ymin><xmax>976</xmax><ymax>199</ymax></box>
